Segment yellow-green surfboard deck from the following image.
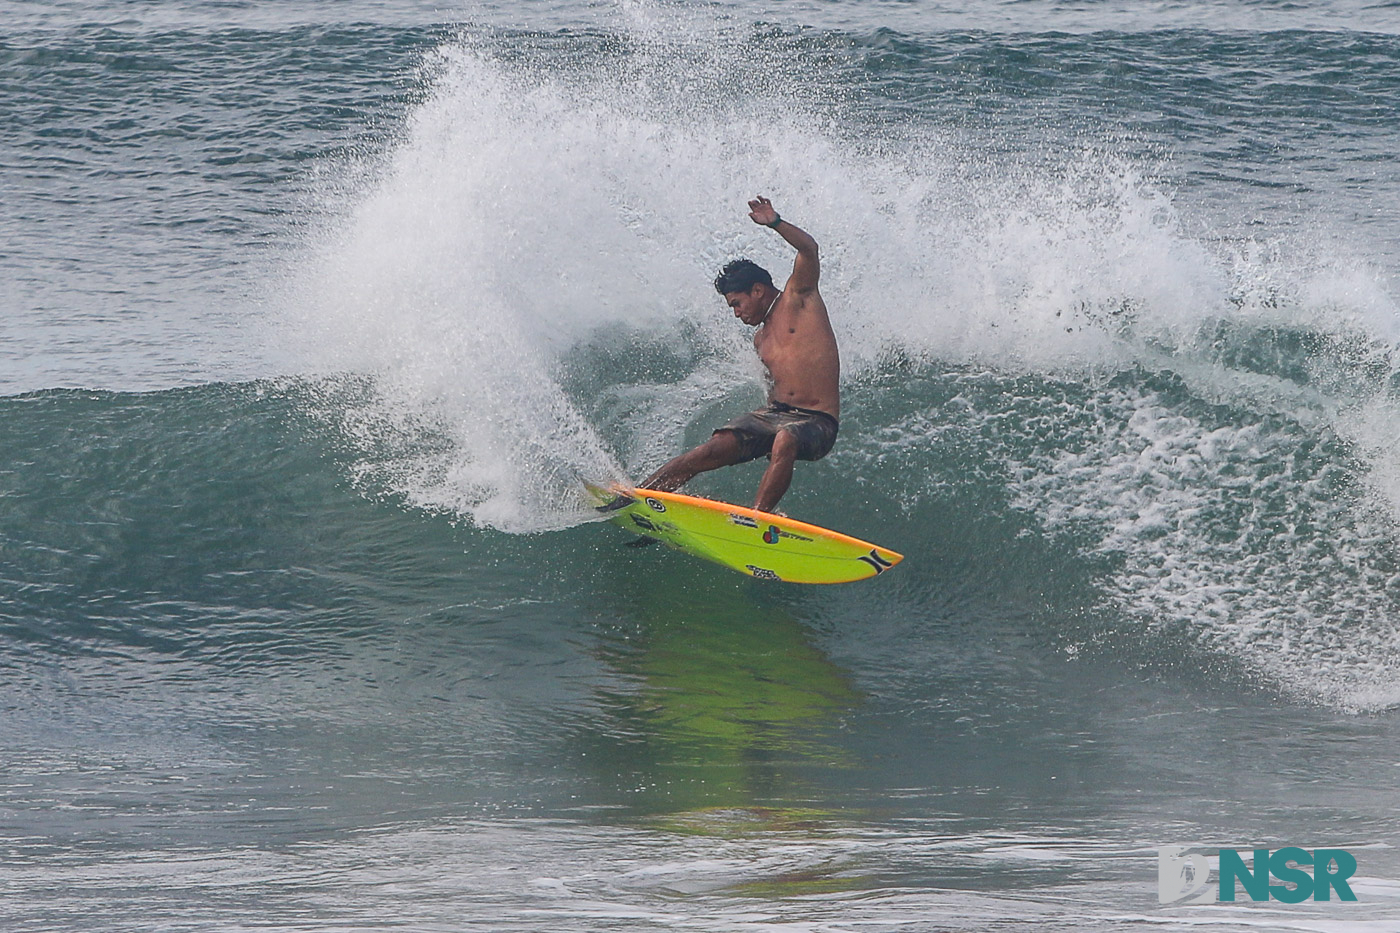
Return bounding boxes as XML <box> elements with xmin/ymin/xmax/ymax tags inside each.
<box><xmin>587</xmin><ymin>483</ymin><xmax>903</xmax><ymax>584</ymax></box>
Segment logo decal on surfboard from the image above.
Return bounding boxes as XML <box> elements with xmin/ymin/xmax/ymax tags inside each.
<box><xmin>727</xmin><ymin>513</ymin><xmax>758</xmax><ymax>528</ymax></box>
<box><xmin>857</xmin><ymin>549</ymin><xmax>895</xmax><ymax>574</ymax></box>
<box><xmin>763</xmin><ymin>525</ymin><xmax>815</xmax><ymax>544</ymax></box>
<box><xmin>645</xmin><ymin>497</ymin><xmax>666</xmax><ymax>512</ymax></box>
<box><xmin>746</xmin><ymin>565</ymin><xmax>781</xmax><ymax>580</ymax></box>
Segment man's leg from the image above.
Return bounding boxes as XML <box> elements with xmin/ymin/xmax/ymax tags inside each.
<box><xmin>753</xmin><ymin>429</ymin><xmax>800</xmax><ymax>513</ymax></box>
<box><xmin>640</xmin><ymin>430</ymin><xmax>746</xmax><ymax>492</ymax></box>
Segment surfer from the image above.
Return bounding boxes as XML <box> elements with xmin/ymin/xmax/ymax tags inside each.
<box><xmin>640</xmin><ymin>196</ymin><xmax>839</xmax><ymax>513</ymax></box>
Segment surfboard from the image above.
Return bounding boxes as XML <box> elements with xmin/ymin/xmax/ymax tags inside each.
<box><xmin>585</xmin><ymin>482</ymin><xmax>903</xmax><ymax>584</ymax></box>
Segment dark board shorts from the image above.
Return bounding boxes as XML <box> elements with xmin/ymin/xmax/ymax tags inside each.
<box><xmin>714</xmin><ymin>402</ymin><xmax>840</xmax><ymax>464</ymax></box>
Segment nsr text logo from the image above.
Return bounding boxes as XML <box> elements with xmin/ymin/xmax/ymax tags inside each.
<box><xmin>1159</xmin><ymin>846</ymin><xmax>1358</xmax><ymax>904</ymax></box>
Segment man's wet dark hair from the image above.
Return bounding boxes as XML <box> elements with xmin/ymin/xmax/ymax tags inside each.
<box><xmin>714</xmin><ymin>259</ymin><xmax>774</xmax><ymax>295</ymax></box>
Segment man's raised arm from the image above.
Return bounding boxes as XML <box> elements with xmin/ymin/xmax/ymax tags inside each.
<box><xmin>747</xmin><ymin>196</ymin><xmax>819</xmax><ymax>295</ymax></box>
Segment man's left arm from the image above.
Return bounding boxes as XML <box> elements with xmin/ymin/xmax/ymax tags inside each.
<box><xmin>748</xmin><ymin>196</ymin><xmax>819</xmax><ymax>295</ymax></box>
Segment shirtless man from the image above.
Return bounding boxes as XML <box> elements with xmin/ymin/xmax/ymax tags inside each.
<box><xmin>640</xmin><ymin>196</ymin><xmax>840</xmax><ymax>513</ymax></box>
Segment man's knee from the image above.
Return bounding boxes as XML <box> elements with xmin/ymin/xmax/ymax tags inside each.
<box><xmin>770</xmin><ymin>428</ymin><xmax>801</xmax><ymax>463</ymax></box>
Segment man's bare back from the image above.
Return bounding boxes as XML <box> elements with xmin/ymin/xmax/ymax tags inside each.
<box><xmin>640</xmin><ymin>197</ymin><xmax>841</xmax><ymax>513</ymax></box>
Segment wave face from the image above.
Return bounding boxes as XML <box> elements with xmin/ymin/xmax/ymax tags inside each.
<box><xmin>8</xmin><ymin>2</ymin><xmax>1400</xmax><ymax>930</ymax></box>
<box><xmin>7</xmin><ymin>346</ymin><xmax>1400</xmax><ymax>716</ymax></box>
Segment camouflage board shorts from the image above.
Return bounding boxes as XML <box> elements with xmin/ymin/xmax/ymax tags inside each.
<box><xmin>714</xmin><ymin>402</ymin><xmax>839</xmax><ymax>463</ymax></box>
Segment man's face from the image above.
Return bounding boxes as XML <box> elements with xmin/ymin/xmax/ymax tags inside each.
<box><xmin>724</xmin><ymin>285</ymin><xmax>767</xmax><ymax>326</ymax></box>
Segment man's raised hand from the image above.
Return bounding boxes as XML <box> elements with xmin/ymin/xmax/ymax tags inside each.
<box><xmin>748</xmin><ymin>195</ymin><xmax>779</xmax><ymax>227</ymax></box>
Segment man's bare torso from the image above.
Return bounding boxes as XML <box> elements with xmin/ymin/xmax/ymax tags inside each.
<box><xmin>755</xmin><ymin>290</ymin><xmax>840</xmax><ymax>420</ymax></box>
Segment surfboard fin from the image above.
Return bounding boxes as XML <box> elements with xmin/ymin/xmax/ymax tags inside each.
<box><xmin>584</xmin><ymin>479</ymin><xmax>636</xmax><ymax>513</ymax></box>
<box><xmin>595</xmin><ymin>492</ymin><xmax>635</xmax><ymax>513</ymax></box>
